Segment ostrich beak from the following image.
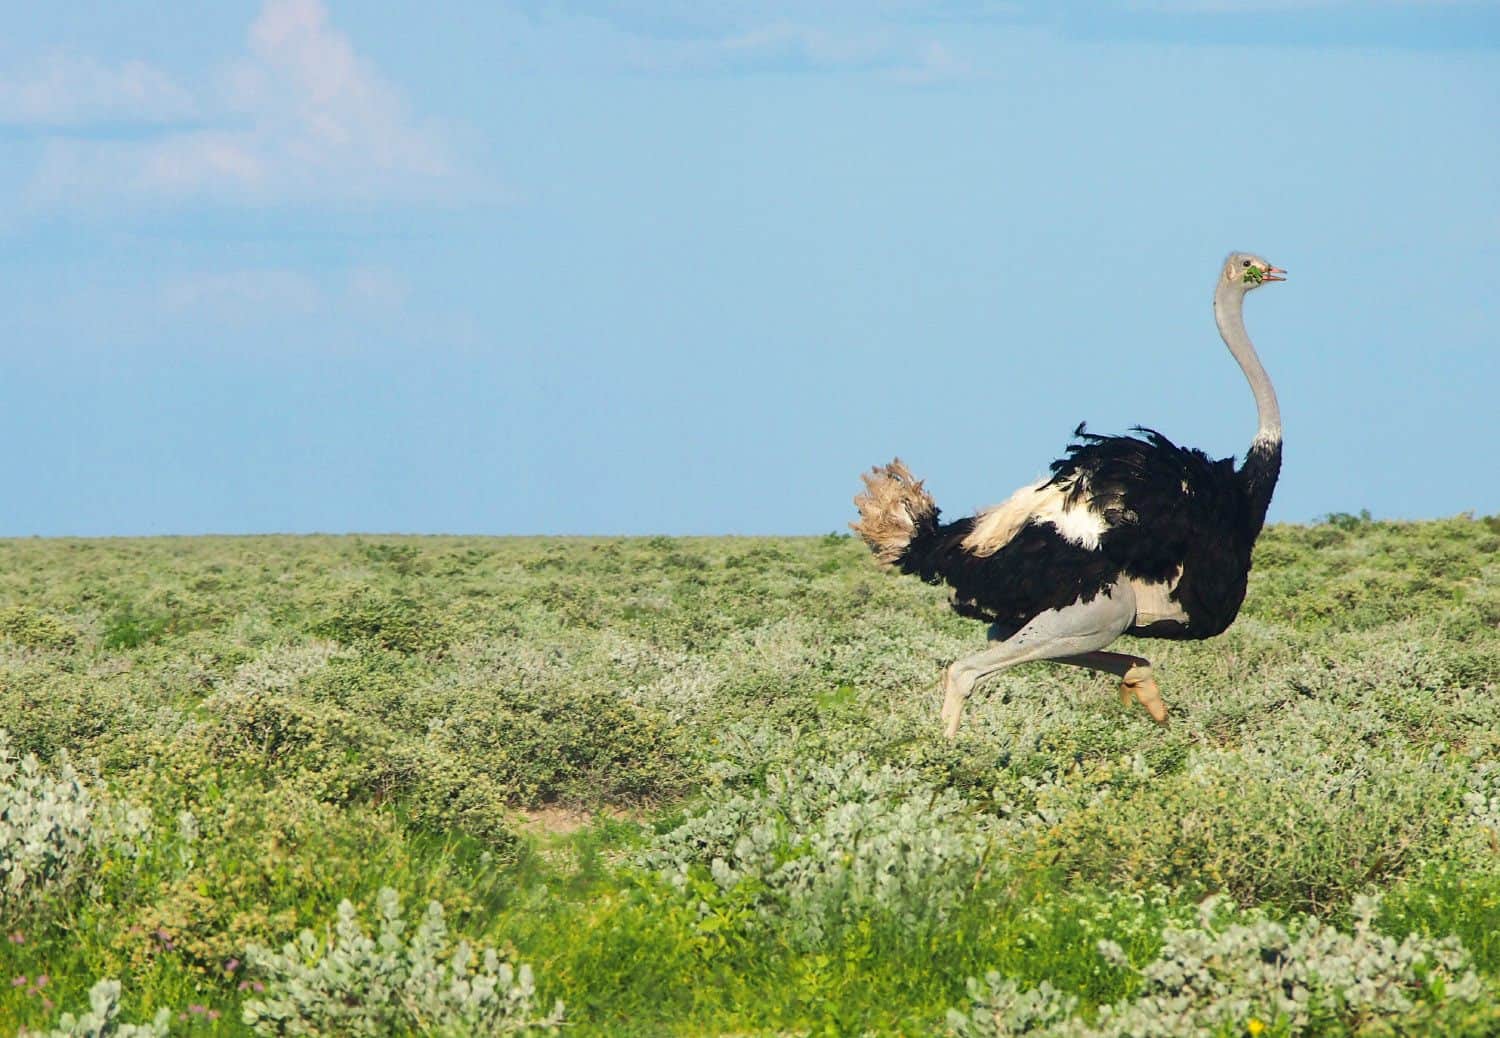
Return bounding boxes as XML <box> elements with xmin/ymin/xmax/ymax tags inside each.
<box><xmin>1263</xmin><ymin>266</ymin><xmax>1287</xmax><ymax>282</ymax></box>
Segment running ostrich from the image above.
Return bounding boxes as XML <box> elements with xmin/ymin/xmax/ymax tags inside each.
<box><xmin>852</xmin><ymin>253</ymin><xmax>1285</xmax><ymax>737</ymax></box>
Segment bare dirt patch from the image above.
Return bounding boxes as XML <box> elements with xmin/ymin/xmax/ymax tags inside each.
<box><xmin>514</xmin><ymin>805</ymin><xmax>597</xmax><ymax>836</ymax></box>
<box><xmin>513</xmin><ymin>804</ymin><xmax>644</xmax><ymax>837</ymax></box>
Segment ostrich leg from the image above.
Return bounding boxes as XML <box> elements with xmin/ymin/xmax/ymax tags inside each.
<box><xmin>941</xmin><ymin>582</ymin><xmax>1137</xmax><ymax>738</ymax></box>
<box><xmin>973</xmin><ymin>619</ymin><xmax>1168</xmax><ymax>725</ymax></box>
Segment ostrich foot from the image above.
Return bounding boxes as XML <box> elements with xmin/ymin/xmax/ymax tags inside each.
<box><xmin>1119</xmin><ymin>664</ymin><xmax>1168</xmax><ymax>725</ymax></box>
<box><xmin>940</xmin><ymin>665</ymin><xmax>967</xmax><ymax>739</ymax></box>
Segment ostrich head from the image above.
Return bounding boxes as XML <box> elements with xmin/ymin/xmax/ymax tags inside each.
<box><xmin>1223</xmin><ymin>252</ymin><xmax>1286</xmax><ymax>290</ymax></box>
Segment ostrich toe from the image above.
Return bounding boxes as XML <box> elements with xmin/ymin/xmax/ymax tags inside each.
<box><xmin>1119</xmin><ymin>665</ymin><xmax>1168</xmax><ymax>725</ymax></box>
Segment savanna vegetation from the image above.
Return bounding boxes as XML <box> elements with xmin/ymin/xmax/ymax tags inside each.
<box><xmin>1</xmin><ymin>516</ymin><xmax>1497</xmax><ymax>1035</ymax></box>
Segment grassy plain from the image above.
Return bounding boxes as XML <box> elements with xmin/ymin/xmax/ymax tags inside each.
<box><xmin>1</xmin><ymin>516</ymin><xmax>1497</xmax><ymax>1035</ymax></box>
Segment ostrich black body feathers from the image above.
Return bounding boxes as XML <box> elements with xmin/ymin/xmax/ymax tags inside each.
<box><xmin>890</xmin><ymin>424</ymin><xmax>1282</xmax><ymax>640</ymax></box>
<box><xmin>1051</xmin><ymin>423</ymin><xmax>1281</xmax><ymax>638</ymax></box>
<box><xmin>898</xmin><ymin>515</ymin><xmax>1118</xmax><ymax>632</ymax></box>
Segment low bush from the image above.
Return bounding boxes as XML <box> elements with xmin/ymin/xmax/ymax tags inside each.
<box><xmin>0</xmin><ymin>729</ymin><xmax>149</xmax><ymax>917</ymax></box>
<box><xmin>949</xmin><ymin>896</ymin><xmax>1493</xmax><ymax>1037</ymax></box>
<box><xmin>1027</xmin><ymin>739</ymin><xmax>1475</xmax><ymax>911</ymax></box>
<box><xmin>312</xmin><ymin>588</ymin><xmax>450</xmax><ymax>655</ymax></box>
<box><xmin>242</xmin><ymin>888</ymin><xmax>563</xmax><ymax>1036</ymax></box>
<box><xmin>19</xmin><ymin>980</ymin><xmax>170</xmax><ymax>1038</ymax></box>
<box><xmin>643</xmin><ymin>752</ymin><xmax>992</xmax><ymax>946</ymax></box>
<box><xmin>0</xmin><ymin>606</ymin><xmax>78</xmax><ymax>651</ymax></box>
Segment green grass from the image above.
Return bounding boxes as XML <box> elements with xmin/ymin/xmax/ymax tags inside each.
<box><xmin>1</xmin><ymin>517</ymin><xmax>1498</xmax><ymax>1035</ymax></box>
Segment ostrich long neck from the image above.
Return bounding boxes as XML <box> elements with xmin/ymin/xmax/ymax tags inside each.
<box><xmin>1214</xmin><ymin>281</ymin><xmax>1282</xmax><ymax>535</ymax></box>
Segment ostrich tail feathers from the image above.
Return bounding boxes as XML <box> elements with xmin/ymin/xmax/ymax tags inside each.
<box><xmin>851</xmin><ymin>459</ymin><xmax>939</xmax><ymax>566</ymax></box>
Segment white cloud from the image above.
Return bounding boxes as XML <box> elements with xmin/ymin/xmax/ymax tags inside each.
<box><xmin>0</xmin><ymin>54</ymin><xmax>195</xmax><ymax>126</ymax></box>
<box><xmin>26</xmin><ymin>0</ymin><xmax>456</xmax><ymax>206</ymax></box>
<box><xmin>221</xmin><ymin>0</ymin><xmax>448</xmax><ymax>180</ymax></box>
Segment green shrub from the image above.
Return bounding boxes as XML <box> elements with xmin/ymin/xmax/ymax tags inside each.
<box><xmin>0</xmin><ymin>606</ymin><xmax>78</xmax><ymax>651</ymax></box>
<box><xmin>312</xmin><ymin>589</ymin><xmax>449</xmax><ymax>654</ymax></box>
<box><xmin>101</xmin><ymin>604</ymin><xmax>172</xmax><ymax>650</ymax></box>
<box><xmin>428</xmin><ymin>682</ymin><xmax>691</xmax><ymax>807</ymax></box>
<box><xmin>198</xmin><ymin>686</ymin><xmax>522</xmax><ymax>850</ymax></box>
<box><xmin>1323</xmin><ymin>509</ymin><xmax>1374</xmax><ymax>531</ymax></box>
<box><xmin>1028</xmin><ymin>740</ymin><xmax>1471</xmax><ymax>911</ymax></box>
<box><xmin>356</xmin><ymin>541</ymin><xmax>425</xmax><ymax>576</ymax></box>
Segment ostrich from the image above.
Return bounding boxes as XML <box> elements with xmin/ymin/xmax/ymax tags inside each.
<box><xmin>852</xmin><ymin>253</ymin><xmax>1285</xmax><ymax>737</ymax></box>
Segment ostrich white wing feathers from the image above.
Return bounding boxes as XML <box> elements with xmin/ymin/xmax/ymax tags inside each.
<box><xmin>961</xmin><ymin>476</ymin><xmax>1109</xmax><ymax>555</ymax></box>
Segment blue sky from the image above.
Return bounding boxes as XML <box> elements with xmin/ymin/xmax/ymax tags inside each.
<box><xmin>1</xmin><ymin>1</ymin><xmax>1496</xmax><ymax>536</ymax></box>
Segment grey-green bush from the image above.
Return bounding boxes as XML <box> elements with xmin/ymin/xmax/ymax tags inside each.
<box><xmin>1</xmin><ymin>729</ymin><xmax>149</xmax><ymax>915</ymax></box>
<box><xmin>242</xmin><ymin>888</ymin><xmax>563</xmax><ymax>1036</ymax></box>
<box><xmin>948</xmin><ymin>896</ymin><xmax>1487</xmax><ymax>1037</ymax></box>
